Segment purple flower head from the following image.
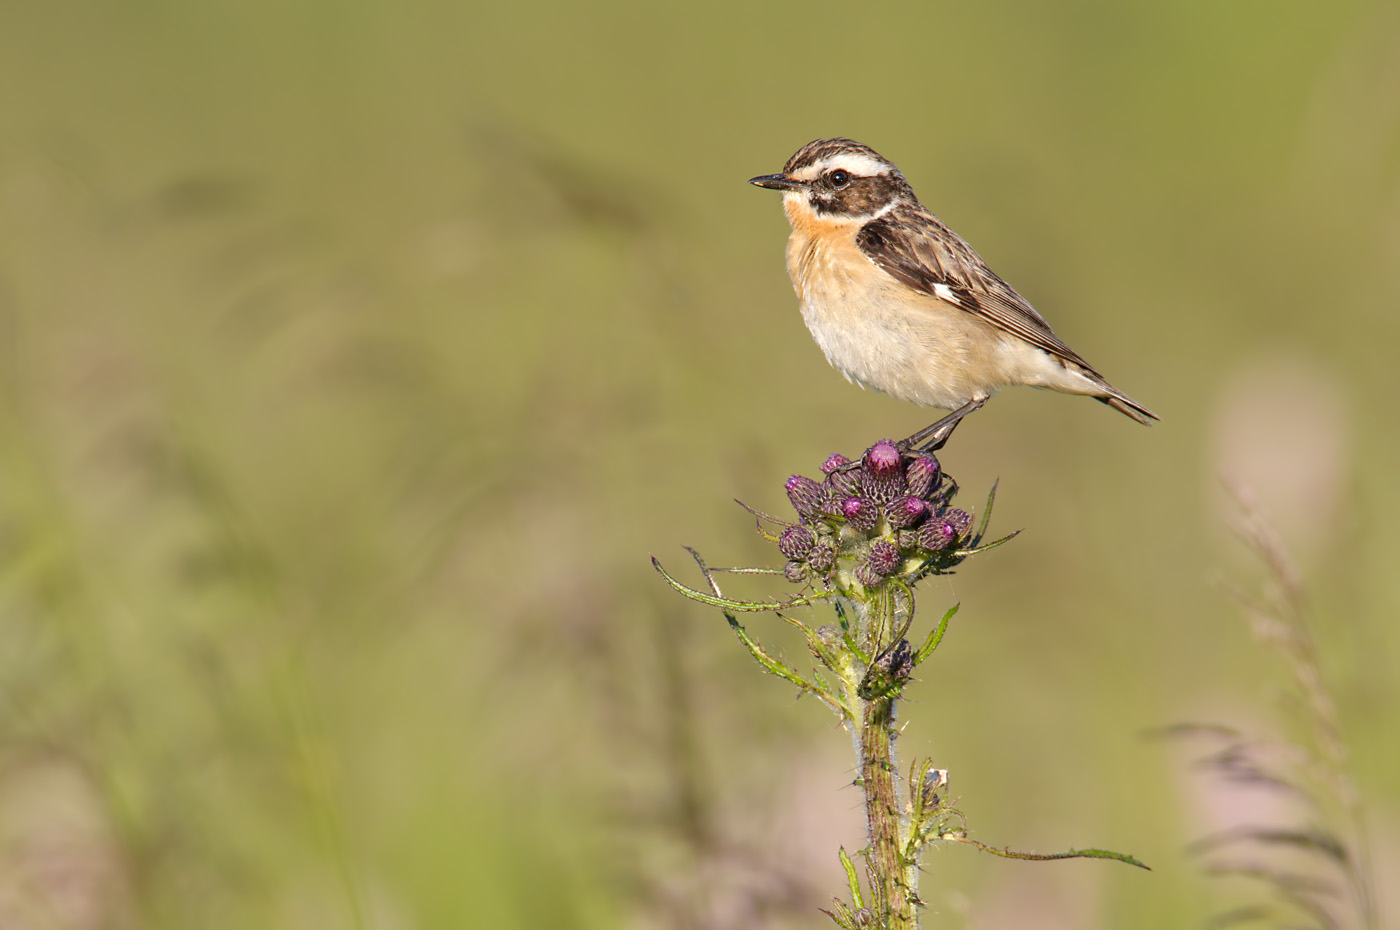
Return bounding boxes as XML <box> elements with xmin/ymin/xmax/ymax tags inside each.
<box><xmin>820</xmin><ymin>453</ymin><xmax>852</xmax><ymax>475</ymax></box>
<box><xmin>886</xmin><ymin>495</ymin><xmax>929</xmax><ymax>529</ymax></box>
<box><xmin>778</xmin><ymin>525</ymin><xmax>816</xmax><ymax>561</ymax></box>
<box><xmin>783</xmin><ymin>560</ymin><xmax>807</xmax><ymax>583</ymax></box>
<box><xmin>808</xmin><ymin>540</ymin><xmax>837</xmax><ymax>574</ymax></box>
<box><xmin>854</xmin><ymin>563</ymin><xmax>882</xmax><ymax>588</ymax></box>
<box><xmin>867</xmin><ymin>540</ymin><xmax>901</xmax><ymax>576</ymax></box>
<box><xmin>842</xmin><ymin>496</ymin><xmax>881</xmax><ymax>532</ymax></box>
<box><xmin>943</xmin><ymin>508</ymin><xmax>973</xmax><ymax>539</ymax></box>
<box><xmin>917</xmin><ymin>508</ymin><xmax>974</xmax><ymax>552</ymax></box>
<box><xmin>827</xmin><ymin>465</ymin><xmax>864</xmax><ymax>499</ymax></box>
<box><xmin>917</xmin><ymin>520</ymin><xmax>958</xmax><ymax>552</ymax></box>
<box><xmin>784</xmin><ymin>474</ymin><xmax>829</xmax><ymax>522</ymax></box>
<box><xmin>864</xmin><ymin>440</ymin><xmax>902</xmax><ymax>477</ymax></box>
<box><xmin>861</xmin><ymin>440</ymin><xmax>905</xmax><ymax>502</ymax></box>
<box><xmin>903</xmin><ymin>456</ymin><xmax>940</xmax><ymax>499</ymax></box>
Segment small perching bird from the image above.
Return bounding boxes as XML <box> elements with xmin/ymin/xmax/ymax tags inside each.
<box><xmin>750</xmin><ymin>137</ymin><xmax>1157</xmax><ymax>450</ymax></box>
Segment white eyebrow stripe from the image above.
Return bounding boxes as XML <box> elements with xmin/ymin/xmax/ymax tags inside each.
<box><xmin>823</xmin><ymin>152</ymin><xmax>892</xmax><ymax>177</ymax></box>
<box><xmin>933</xmin><ymin>283</ymin><xmax>961</xmax><ymax>305</ymax></box>
<box><xmin>795</xmin><ymin>152</ymin><xmax>894</xmax><ymax>182</ymax></box>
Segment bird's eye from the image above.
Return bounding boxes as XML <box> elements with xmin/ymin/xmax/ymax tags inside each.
<box><xmin>828</xmin><ymin>169</ymin><xmax>852</xmax><ymax>189</ymax></box>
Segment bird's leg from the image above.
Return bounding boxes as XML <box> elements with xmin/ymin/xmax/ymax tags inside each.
<box><xmin>899</xmin><ymin>398</ymin><xmax>988</xmax><ymax>453</ymax></box>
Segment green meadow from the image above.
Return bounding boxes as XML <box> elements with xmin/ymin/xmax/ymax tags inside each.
<box><xmin>0</xmin><ymin>2</ymin><xmax>1395</xmax><ymax>926</ymax></box>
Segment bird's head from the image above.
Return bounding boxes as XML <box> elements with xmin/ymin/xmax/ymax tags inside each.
<box><xmin>750</xmin><ymin>138</ymin><xmax>914</xmax><ymax>227</ymax></box>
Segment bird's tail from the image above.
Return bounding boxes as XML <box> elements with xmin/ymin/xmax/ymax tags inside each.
<box><xmin>1096</xmin><ymin>386</ymin><xmax>1159</xmax><ymax>426</ymax></box>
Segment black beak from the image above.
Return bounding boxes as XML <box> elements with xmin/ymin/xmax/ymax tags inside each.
<box><xmin>748</xmin><ymin>173</ymin><xmax>806</xmax><ymax>192</ymax></box>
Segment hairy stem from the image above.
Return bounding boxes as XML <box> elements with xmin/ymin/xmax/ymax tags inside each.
<box><xmin>859</xmin><ymin>692</ymin><xmax>916</xmax><ymax>928</ymax></box>
<box><xmin>844</xmin><ymin>589</ymin><xmax>920</xmax><ymax>928</ymax></box>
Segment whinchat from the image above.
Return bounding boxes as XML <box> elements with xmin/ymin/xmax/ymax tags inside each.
<box><xmin>750</xmin><ymin>137</ymin><xmax>1157</xmax><ymax>450</ymax></box>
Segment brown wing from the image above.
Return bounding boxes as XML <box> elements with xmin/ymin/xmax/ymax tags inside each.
<box><xmin>856</xmin><ymin>209</ymin><xmax>1102</xmax><ymax>376</ymax></box>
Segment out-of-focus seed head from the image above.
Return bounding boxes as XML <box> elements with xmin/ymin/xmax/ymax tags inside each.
<box><xmin>862</xmin><ymin>440</ymin><xmax>905</xmax><ymax>502</ymax></box>
<box><xmin>904</xmin><ymin>455</ymin><xmax>940</xmax><ymax>499</ymax></box>
<box><xmin>778</xmin><ymin>525</ymin><xmax>816</xmax><ymax>561</ymax></box>
<box><xmin>887</xmin><ymin>495</ymin><xmax>929</xmax><ymax>529</ymax></box>
<box><xmin>867</xmin><ymin>540</ymin><xmax>901</xmax><ymax>576</ymax></box>
<box><xmin>842</xmin><ymin>497</ymin><xmax>881</xmax><ymax>532</ymax></box>
<box><xmin>784</xmin><ymin>475</ymin><xmax>829</xmax><ymax>522</ymax></box>
<box><xmin>820</xmin><ymin>453</ymin><xmax>851</xmax><ymax>475</ymax></box>
<box><xmin>783</xmin><ymin>560</ymin><xmax>807</xmax><ymax>583</ymax></box>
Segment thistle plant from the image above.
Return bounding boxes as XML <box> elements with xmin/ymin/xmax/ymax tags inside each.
<box><xmin>654</xmin><ymin>439</ymin><xmax>1146</xmax><ymax>929</ymax></box>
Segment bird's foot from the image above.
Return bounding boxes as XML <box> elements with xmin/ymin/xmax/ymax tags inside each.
<box><xmin>897</xmin><ymin>398</ymin><xmax>988</xmax><ymax>453</ymax></box>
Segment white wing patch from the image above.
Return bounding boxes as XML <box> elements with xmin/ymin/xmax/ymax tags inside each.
<box><xmin>932</xmin><ymin>283</ymin><xmax>961</xmax><ymax>306</ymax></box>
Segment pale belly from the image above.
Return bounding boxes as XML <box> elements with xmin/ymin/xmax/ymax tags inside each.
<box><xmin>778</xmin><ymin>210</ymin><xmax>1105</xmax><ymax>412</ymax></box>
<box><xmin>788</xmin><ymin>237</ymin><xmax>1023</xmax><ymax>410</ymax></box>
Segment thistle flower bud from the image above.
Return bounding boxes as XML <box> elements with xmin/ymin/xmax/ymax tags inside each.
<box><xmin>903</xmin><ymin>455</ymin><xmax>940</xmax><ymax>499</ymax></box>
<box><xmin>864</xmin><ymin>439</ymin><xmax>902</xmax><ymax>476</ymax></box>
<box><xmin>765</xmin><ymin>443</ymin><xmax>986</xmax><ymax>593</ymax></box>
<box><xmin>842</xmin><ymin>497</ymin><xmax>880</xmax><ymax>532</ymax></box>
<box><xmin>808</xmin><ymin>540</ymin><xmax>837</xmax><ymax>574</ymax></box>
<box><xmin>886</xmin><ymin>495</ymin><xmax>929</xmax><ymax>529</ymax></box>
<box><xmin>867</xmin><ymin>540</ymin><xmax>901</xmax><ymax>576</ymax></box>
<box><xmin>778</xmin><ymin>525</ymin><xmax>816</xmax><ymax>561</ymax></box>
<box><xmin>827</xmin><ymin>465</ymin><xmax>864</xmax><ymax>499</ymax></box>
<box><xmin>862</xmin><ymin>440</ymin><xmax>905</xmax><ymax>502</ymax></box>
<box><xmin>943</xmin><ymin>508</ymin><xmax>973</xmax><ymax>540</ymax></box>
<box><xmin>917</xmin><ymin>520</ymin><xmax>958</xmax><ymax>552</ymax></box>
<box><xmin>784</xmin><ymin>475</ymin><xmax>829</xmax><ymax>522</ymax></box>
<box><xmin>917</xmin><ymin>508</ymin><xmax>974</xmax><ymax>552</ymax></box>
<box><xmin>854</xmin><ymin>562</ymin><xmax>881</xmax><ymax>588</ymax></box>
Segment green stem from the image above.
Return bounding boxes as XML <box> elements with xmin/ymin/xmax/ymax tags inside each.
<box><xmin>858</xmin><ymin>693</ymin><xmax>916</xmax><ymax>928</ymax></box>
<box><xmin>840</xmin><ymin>583</ymin><xmax>921</xmax><ymax>928</ymax></box>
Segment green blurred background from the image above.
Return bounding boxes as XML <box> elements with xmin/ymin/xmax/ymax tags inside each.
<box><xmin>1</xmin><ymin>1</ymin><xmax>1396</xmax><ymax>927</ymax></box>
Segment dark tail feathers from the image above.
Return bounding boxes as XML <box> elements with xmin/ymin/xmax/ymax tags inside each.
<box><xmin>1097</xmin><ymin>388</ymin><xmax>1159</xmax><ymax>426</ymax></box>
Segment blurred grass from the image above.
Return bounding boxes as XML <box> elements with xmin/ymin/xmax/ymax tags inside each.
<box><xmin>0</xmin><ymin>0</ymin><xmax>1397</xmax><ymax>926</ymax></box>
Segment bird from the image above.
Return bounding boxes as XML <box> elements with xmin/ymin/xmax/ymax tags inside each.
<box><xmin>749</xmin><ymin>137</ymin><xmax>1157</xmax><ymax>451</ymax></box>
